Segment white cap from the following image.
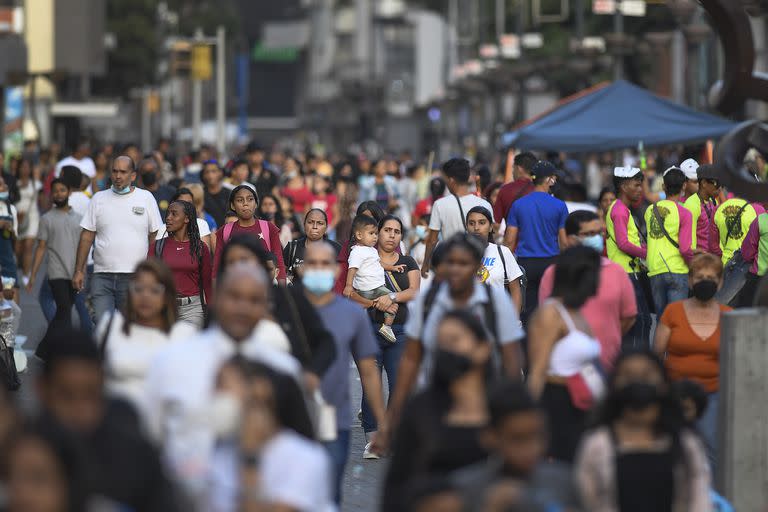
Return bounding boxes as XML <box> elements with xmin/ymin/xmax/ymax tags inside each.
<box><xmin>679</xmin><ymin>158</ymin><xmax>699</xmax><ymax>180</ymax></box>
<box><xmin>662</xmin><ymin>165</ymin><xmax>682</xmax><ymax>177</ymax></box>
<box><xmin>613</xmin><ymin>165</ymin><xmax>642</xmax><ymax>178</ymax></box>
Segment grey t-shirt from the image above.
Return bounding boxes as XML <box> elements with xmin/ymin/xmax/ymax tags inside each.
<box><xmin>316</xmin><ymin>296</ymin><xmax>380</xmax><ymax>429</ymax></box>
<box><xmin>38</xmin><ymin>208</ymin><xmax>83</xmax><ymax>280</ymax></box>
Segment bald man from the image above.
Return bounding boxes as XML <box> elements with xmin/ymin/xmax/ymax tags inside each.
<box><xmin>72</xmin><ymin>155</ymin><xmax>162</xmax><ymax>326</ymax></box>
<box><xmin>301</xmin><ymin>242</ymin><xmax>386</xmax><ymax>502</ymax></box>
<box><xmin>144</xmin><ymin>262</ymin><xmax>307</xmax><ymax>497</ymax></box>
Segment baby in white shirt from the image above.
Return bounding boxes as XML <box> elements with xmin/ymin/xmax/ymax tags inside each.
<box><xmin>344</xmin><ymin>215</ymin><xmax>400</xmax><ymax>343</ymax></box>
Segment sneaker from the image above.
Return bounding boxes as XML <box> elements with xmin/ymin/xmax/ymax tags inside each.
<box><xmin>378</xmin><ymin>324</ymin><xmax>396</xmax><ymax>343</ymax></box>
<box><xmin>363</xmin><ymin>442</ymin><xmax>380</xmax><ymax>460</ymax></box>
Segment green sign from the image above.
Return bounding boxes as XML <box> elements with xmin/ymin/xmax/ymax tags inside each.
<box><xmin>252</xmin><ymin>43</ymin><xmax>299</xmax><ymax>63</ymax></box>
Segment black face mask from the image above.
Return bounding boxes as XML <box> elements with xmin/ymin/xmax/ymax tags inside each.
<box><xmin>616</xmin><ymin>382</ymin><xmax>660</xmax><ymax>411</ymax></box>
<box><xmin>692</xmin><ymin>279</ymin><xmax>718</xmax><ymax>302</ymax></box>
<box><xmin>141</xmin><ymin>172</ymin><xmax>157</xmax><ymax>187</ymax></box>
<box><xmin>433</xmin><ymin>349</ymin><xmax>473</xmax><ymax>386</ymax></box>
<box><xmin>53</xmin><ymin>198</ymin><xmax>68</xmax><ymax>208</ymax></box>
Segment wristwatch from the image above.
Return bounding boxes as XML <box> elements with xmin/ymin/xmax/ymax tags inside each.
<box><xmin>388</xmin><ymin>292</ymin><xmax>397</xmax><ymax>302</ymax></box>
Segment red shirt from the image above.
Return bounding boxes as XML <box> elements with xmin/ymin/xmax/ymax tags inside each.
<box><xmin>212</xmin><ymin>220</ymin><xmax>286</xmax><ymax>280</ymax></box>
<box><xmin>493</xmin><ymin>178</ymin><xmax>534</xmax><ymax>223</ymax></box>
<box><xmin>149</xmin><ymin>238</ymin><xmax>213</xmax><ymax>301</ymax></box>
<box><xmin>308</xmin><ymin>193</ymin><xmax>337</xmax><ymax>224</ymax></box>
<box><xmin>282</xmin><ymin>186</ymin><xmax>314</xmax><ymax>213</ymax></box>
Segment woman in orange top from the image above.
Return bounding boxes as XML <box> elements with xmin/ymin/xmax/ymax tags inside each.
<box><xmin>654</xmin><ymin>253</ymin><xmax>730</xmax><ymax>470</ymax></box>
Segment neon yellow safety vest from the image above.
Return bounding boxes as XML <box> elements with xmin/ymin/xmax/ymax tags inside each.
<box><xmin>644</xmin><ymin>200</ymin><xmax>688</xmax><ymax>276</ymax></box>
<box><xmin>714</xmin><ymin>198</ymin><xmax>758</xmax><ymax>265</ymax></box>
<box><xmin>606</xmin><ymin>200</ymin><xmax>642</xmax><ymax>273</ymax></box>
<box><xmin>757</xmin><ymin>214</ymin><xmax>768</xmax><ymax>277</ymax></box>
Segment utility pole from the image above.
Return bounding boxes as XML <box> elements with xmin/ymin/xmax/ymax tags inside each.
<box><xmin>495</xmin><ymin>0</ymin><xmax>505</xmax><ymax>40</ymax></box>
<box><xmin>141</xmin><ymin>87</ymin><xmax>151</xmax><ymax>152</ymax></box>
<box><xmin>613</xmin><ymin>0</ymin><xmax>624</xmax><ymax>80</ymax></box>
<box><xmin>216</xmin><ymin>26</ymin><xmax>226</xmax><ymax>157</ymax></box>
<box><xmin>516</xmin><ymin>0</ymin><xmax>526</xmax><ymax>122</ymax></box>
<box><xmin>192</xmin><ymin>27</ymin><xmax>203</xmax><ymax>150</ymax></box>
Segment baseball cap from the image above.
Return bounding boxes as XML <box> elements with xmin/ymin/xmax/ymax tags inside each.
<box><xmin>613</xmin><ymin>165</ymin><xmax>642</xmax><ymax>179</ymax></box>
<box><xmin>680</xmin><ymin>158</ymin><xmax>699</xmax><ymax>180</ymax></box>
<box><xmin>531</xmin><ymin>160</ymin><xmax>557</xmax><ymax>178</ymax></box>
<box><xmin>696</xmin><ymin>164</ymin><xmax>719</xmax><ymax>181</ymax></box>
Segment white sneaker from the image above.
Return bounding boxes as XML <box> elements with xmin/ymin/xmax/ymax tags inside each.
<box><xmin>363</xmin><ymin>442</ymin><xmax>380</xmax><ymax>460</ymax></box>
<box><xmin>378</xmin><ymin>324</ymin><xmax>397</xmax><ymax>343</ymax></box>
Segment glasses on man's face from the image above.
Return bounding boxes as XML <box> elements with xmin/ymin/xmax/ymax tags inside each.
<box><xmin>129</xmin><ymin>282</ymin><xmax>165</xmax><ymax>296</ymax></box>
<box><xmin>706</xmin><ymin>179</ymin><xmax>721</xmax><ymax>189</ymax></box>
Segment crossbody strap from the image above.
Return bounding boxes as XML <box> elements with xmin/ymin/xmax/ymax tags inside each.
<box><xmin>652</xmin><ymin>204</ymin><xmax>679</xmax><ymax>249</ymax></box>
<box><xmin>496</xmin><ymin>244</ymin><xmax>509</xmax><ymax>283</ymax></box>
<box><xmin>725</xmin><ymin>203</ymin><xmax>750</xmax><ymax>245</ymax></box>
<box><xmin>453</xmin><ymin>194</ymin><xmax>467</xmax><ymax>231</ymax></box>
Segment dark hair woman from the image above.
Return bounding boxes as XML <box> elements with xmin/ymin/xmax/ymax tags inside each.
<box><xmin>99</xmin><ymin>259</ymin><xmax>196</xmax><ymax>410</ymax></box>
<box><xmin>283</xmin><ymin>208</ymin><xmax>342</xmax><ymax>284</ymax></box>
<box><xmin>212</xmin><ymin>184</ymin><xmax>286</xmax><ymax>284</ymax></box>
<box><xmin>155</xmin><ymin>187</ymin><xmax>213</xmax><ymax>248</ymax></box>
<box><xmin>333</xmin><ymin>201</ymin><xmax>388</xmax><ymax>294</ymax></box>
<box><xmin>258</xmin><ymin>193</ymin><xmax>293</xmax><ymax>246</ymax></box>
<box><xmin>466</xmin><ymin>205</ymin><xmax>523</xmax><ymax>312</ymax></box>
<box><xmin>575</xmin><ymin>349</ymin><xmax>710</xmax><ymax>512</ymax></box>
<box><xmin>346</xmin><ymin>215</ymin><xmax>421</xmax><ymax>457</ymax></box>
<box><xmin>526</xmin><ymin>245</ymin><xmax>602</xmax><ymax>463</ymax></box>
<box><xmin>382</xmin><ymin>310</ymin><xmax>493</xmax><ymax>511</ymax></box>
<box><xmin>149</xmin><ymin>200</ymin><xmax>213</xmax><ymax>328</ymax></box>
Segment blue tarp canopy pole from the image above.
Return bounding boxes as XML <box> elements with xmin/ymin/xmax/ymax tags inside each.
<box><xmin>501</xmin><ymin>80</ymin><xmax>737</xmax><ymax>152</ymax></box>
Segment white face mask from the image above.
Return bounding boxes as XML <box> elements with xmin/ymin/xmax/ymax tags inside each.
<box><xmin>209</xmin><ymin>392</ymin><xmax>242</xmax><ymax>439</ymax></box>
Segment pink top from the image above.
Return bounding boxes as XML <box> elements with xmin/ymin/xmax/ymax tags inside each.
<box><xmin>695</xmin><ymin>200</ymin><xmax>718</xmax><ymax>253</ymax></box>
<box><xmin>609</xmin><ymin>200</ymin><xmax>647</xmax><ymax>259</ymax></box>
<box><xmin>674</xmin><ymin>202</ymin><xmax>695</xmax><ymax>264</ymax></box>
<box><xmin>741</xmin><ymin>218</ymin><xmax>762</xmax><ymax>275</ymax></box>
<box><xmin>539</xmin><ymin>257</ymin><xmax>637</xmax><ymax>370</ymax></box>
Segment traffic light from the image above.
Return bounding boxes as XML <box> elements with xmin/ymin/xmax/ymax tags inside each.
<box><xmin>170</xmin><ymin>41</ymin><xmax>191</xmax><ymax>77</ymax></box>
<box><xmin>191</xmin><ymin>43</ymin><xmax>212</xmax><ymax>81</ymax></box>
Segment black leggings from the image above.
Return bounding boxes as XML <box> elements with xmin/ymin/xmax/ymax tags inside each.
<box><xmin>36</xmin><ymin>279</ymin><xmax>76</xmax><ymax>360</ymax></box>
<box><xmin>517</xmin><ymin>256</ymin><xmax>557</xmax><ymax>324</ymax></box>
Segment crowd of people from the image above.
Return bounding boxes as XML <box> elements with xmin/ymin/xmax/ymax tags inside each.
<box><xmin>0</xmin><ymin>136</ymin><xmax>764</xmax><ymax>511</ymax></box>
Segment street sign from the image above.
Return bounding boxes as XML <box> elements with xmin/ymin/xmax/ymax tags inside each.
<box><xmin>499</xmin><ymin>34</ymin><xmax>520</xmax><ymax>59</ymax></box>
<box><xmin>593</xmin><ymin>0</ymin><xmax>646</xmax><ymax>16</ymax></box>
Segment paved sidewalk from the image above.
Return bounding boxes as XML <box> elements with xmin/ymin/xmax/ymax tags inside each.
<box><xmin>341</xmin><ymin>369</ymin><xmax>386</xmax><ymax>512</ymax></box>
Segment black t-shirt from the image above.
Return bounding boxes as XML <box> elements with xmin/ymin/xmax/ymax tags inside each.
<box><xmin>151</xmin><ymin>185</ymin><xmax>176</xmax><ymax>219</ymax></box>
<box><xmin>283</xmin><ymin>237</ymin><xmax>342</xmax><ymax>282</ymax></box>
<box><xmin>204</xmin><ymin>187</ymin><xmax>230</xmax><ymax>227</ymax></box>
<box><xmin>369</xmin><ymin>253</ymin><xmax>418</xmax><ymax>325</ymax></box>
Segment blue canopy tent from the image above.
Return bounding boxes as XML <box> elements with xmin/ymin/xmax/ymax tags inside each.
<box><xmin>501</xmin><ymin>80</ymin><xmax>738</xmax><ymax>152</ymax></box>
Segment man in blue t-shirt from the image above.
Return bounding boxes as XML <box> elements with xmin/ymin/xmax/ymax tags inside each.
<box><xmin>504</xmin><ymin>160</ymin><xmax>568</xmax><ymax>321</ymax></box>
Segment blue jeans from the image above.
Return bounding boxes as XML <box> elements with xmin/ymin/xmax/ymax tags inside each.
<box><xmin>623</xmin><ymin>275</ymin><xmax>653</xmax><ymax>350</ymax></box>
<box><xmin>321</xmin><ymin>429</ymin><xmax>351</xmax><ymax>504</ymax></box>
<box><xmin>361</xmin><ymin>322</ymin><xmax>407</xmax><ymax>433</ymax></box>
<box><xmin>697</xmin><ymin>392</ymin><xmax>719</xmax><ymax>474</ymax></box>
<box><xmin>650</xmin><ymin>272</ymin><xmax>689</xmax><ymax>317</ymax></box>
<box><xmin>90</xmin><ymin>273</ymin><xmax>132</xmax><ymax>325</ymax></box>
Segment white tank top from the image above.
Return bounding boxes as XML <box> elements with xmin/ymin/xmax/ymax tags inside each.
<box><xmin>547</xmin><ymin>300</ymin><xmax>601</xmax><ymax>377</ymax></box>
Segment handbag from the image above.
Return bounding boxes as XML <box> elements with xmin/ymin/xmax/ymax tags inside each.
<box><xmin>0</xmin><ymin>334</ymin><xmax>20</xmax><ymax>391</ymax></box>
<box><xmin>566</xmin><ymin>361</ymin><xmax>606</xmax><ymax>410</ymax></box>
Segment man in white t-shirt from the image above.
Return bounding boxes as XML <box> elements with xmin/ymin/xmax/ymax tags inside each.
<box><xmin>420</xmin><ymin>158</ymin><xmax>493</xmax><ymax>278</ymax></box>
<box><xmin>73</xmin><ymin>156</ymin><xmax>162</xmax><ymax>323</ymax></box>
<box><xmin>55</xmin><ymin>140</ymin><xmax>97</xmax><ymax>180</ymax></box>
<box><xmin>60</xmin><ymin>166</ymin><xmax>90</xmax><ymax>216</ymax></box>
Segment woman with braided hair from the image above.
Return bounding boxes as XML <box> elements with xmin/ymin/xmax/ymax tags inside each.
<box><xmin>149</xmin><ymin>199</ymin><xmax>213</xmax><ymax>328</ymax></box>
